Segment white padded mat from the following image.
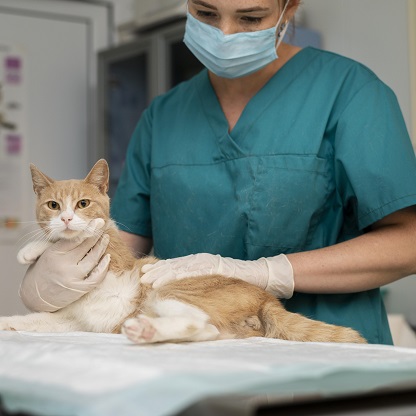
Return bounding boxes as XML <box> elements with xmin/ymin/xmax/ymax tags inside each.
<box><xmin>1</xmin><ymin>332</ymin><xmax>416</xmax><ymax>416</ymax></box>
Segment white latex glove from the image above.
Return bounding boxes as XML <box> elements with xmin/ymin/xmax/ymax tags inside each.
<box><xmin>141</xmin><ymin>253</ymin><xmax>294</xmax><ymax>298</ymax></box>
<box><xmin>19</xmin><ymin>219</ymin><xmax>111</xmax><ymax>312</ymax></box>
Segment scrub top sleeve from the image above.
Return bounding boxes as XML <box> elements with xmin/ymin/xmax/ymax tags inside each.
<box><xmin>334</xmin><ymin>79</ymin><xmax>416</xmax><ymax>230</ymax></box>
<box><xmin>110</xmin><ymin>109</ymin><xmax>153</xmax><ymax>237</ymax></box>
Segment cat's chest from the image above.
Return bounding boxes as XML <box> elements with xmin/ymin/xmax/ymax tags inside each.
<box><xmin>64</xmin><ymin>268</ymin><xmax>142</xmax><ymax>332</ymax></box>
<box><xmin>89</xmin><ymin>269</ymin><xmax>140</xmax><ymax>301</ymax></box>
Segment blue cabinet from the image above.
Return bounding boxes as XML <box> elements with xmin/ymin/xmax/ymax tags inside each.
<box><xmin>97</xmin><ymin>20</ymin><xmax>203</xmax><ymax>195</ymax></box>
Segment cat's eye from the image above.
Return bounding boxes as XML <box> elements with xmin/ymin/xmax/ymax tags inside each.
<box><xmin>47</xmin><ymin>201</ymin><xmax>60</xmax><ymax>210</ymax></box>
<box><xmin>77</xmin><ymin>199</ymin><xmax>90</xmax><ymax>209</ymax></box>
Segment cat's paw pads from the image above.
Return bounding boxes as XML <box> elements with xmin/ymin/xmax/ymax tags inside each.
<box><xmin>122</xmin><ymin>316</ymin><xmax>156</xmax><ymax>344</ymax></box>
<box><xmin>16</xmin><ymin>249</ymin><xmax>37</xmax><ymax>265</ymax></box>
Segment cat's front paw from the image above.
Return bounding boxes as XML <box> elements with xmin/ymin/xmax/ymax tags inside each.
<box><xmin>17</xmin><ymin>240</ymin><xmax>52</xmax><ymax>265</ymax></box>
<box><xmin>17</xmin><ymin>247</ymin><xmax>38</xmax><ymax>265</ymax></box>
<box><xmin>122</xmin><ymin>316</ymin><xmax>156</xmax><ymax>344</ymax></box>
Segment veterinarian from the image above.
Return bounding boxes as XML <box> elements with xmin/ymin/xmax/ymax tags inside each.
<box><xmin>19</xmin><ymin>0</ymin><xmax>416</xmax><ymax>345</ymax></box>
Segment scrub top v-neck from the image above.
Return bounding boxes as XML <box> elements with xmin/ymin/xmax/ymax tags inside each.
<box><xmin>111</xmin><ymin>47</ymin><xmax>416</xmax><ymax>344</ymax></box>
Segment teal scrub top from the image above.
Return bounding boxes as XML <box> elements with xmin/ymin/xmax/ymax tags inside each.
<box><xmin>111</xmin><ymin>47</ymin><xmax>416</xmax><ymax>344</ymax></box>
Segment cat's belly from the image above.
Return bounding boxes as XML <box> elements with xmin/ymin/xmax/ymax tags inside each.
<box><xmin>63</xmin><ymin>269</ymin><xmax>141</xmax><ymax>333</ymax></box>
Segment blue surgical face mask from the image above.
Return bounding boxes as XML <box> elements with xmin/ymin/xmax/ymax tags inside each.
<box><xmin>183</xmin><ymin>2</ymin><xmax>290</xmax><ymax>79</ymax></box>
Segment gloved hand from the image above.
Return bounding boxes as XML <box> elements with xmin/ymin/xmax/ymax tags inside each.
<box><xmin>19</xmin><ymin>218</ymin><xmax>111</xmax><ymax>312</ymax></box>
<box><xmin>141</xmin><ymin>253</ymin><xmax>294</xmax><ymax>298</ymax></box>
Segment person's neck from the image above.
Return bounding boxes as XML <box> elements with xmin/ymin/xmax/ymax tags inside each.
<box><xmin>209</xmin><ymin>43</ymin><xmax>302</xmax><ymax>100</ymax></box>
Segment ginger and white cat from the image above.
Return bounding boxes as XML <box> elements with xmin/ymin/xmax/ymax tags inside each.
<box><xmin>0</xmin><ymin>160</ymin><xmax>366</xmax><ymax>344</ymax></box>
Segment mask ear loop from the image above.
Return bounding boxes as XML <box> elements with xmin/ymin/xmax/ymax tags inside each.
<box><xmin>275</xmin><ymin>1</ymin><xmax>291</xmax><ymax>49</ymax></box>
<box><xmin>278</xmin><ymin>21</ymin><xmax>289</xmax><ymax>38</ymax></box>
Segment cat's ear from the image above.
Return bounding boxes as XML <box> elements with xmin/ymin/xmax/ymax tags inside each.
<box><xmin>85</xmin><ymin>159</ymin><xmax>109</xmax><ymax>194</ymax></box>
<box><xmin>29</xmin><ymin>164</ymin><xmax>54</xmax><ymax>195</ymax></box>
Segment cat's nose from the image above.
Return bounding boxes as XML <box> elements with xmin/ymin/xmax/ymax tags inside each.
<box><xmin>61</xmin><ymin>214</ymin><xmax>73</xmax><ymax>225</ymax></box>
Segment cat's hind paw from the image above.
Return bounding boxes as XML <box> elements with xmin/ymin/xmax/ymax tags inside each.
<box><xmin>0</xmin><ymin>319</ymin><xmax>17</xmax><ymax>331</ymax></box>
<box><xmin>122</xmin><ymin>316</ymin><xmax>156</xmax><ymax>344</ymax></box>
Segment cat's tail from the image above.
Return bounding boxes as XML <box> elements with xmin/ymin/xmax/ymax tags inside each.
<box><xmin>260</xmin><ymin>300</ymin><xmax>367</xmax><ymax>344</ymax></box>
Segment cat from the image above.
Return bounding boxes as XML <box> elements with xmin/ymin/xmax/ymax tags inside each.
<box><xmin>0</xmin><ymin>159</ymin><xmax>367</xmax><ymax>344</ymax></box>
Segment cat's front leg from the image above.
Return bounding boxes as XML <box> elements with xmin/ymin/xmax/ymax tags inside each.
<box><xmin>0</xmin><ymin>312</ymin><xmax>81</xmax><ymax>332</ymax></box>
<box><xmin>17</xmin><ymin>240</ymin><xmax>53</xmax><ymax>265</ymax></box>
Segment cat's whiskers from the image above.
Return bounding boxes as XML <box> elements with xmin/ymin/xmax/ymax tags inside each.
<box><xmin>17</xmin><ymin>228</ymin><xmax>49</xmax><ymax>249</ymax></box>
<box><xmin>17</xmin><ymin>227</ymin><xmax>44</xmax><ymax>240</ymax></box>
<box><xmin>84</xmin><ymin>224</ymin><xmax>103</xmax><ymax>238</ymax></box>
<box><xmin>43</xmin><ymin>224</ymin><xmax>73</xmax><ymax>242</ymax></box>
<box><xmin>14</xmin><ymin>220</ymin><xmax>44</xmax><ymax>226</ymax></box>
<box><xmin>106</xmin><ymin>239</ymin><xmax>119</xmax><ymax>251</ymax></box>
<box><xmin>14</xmin><ymin>221</ymin><xmax>45</xmax><ymax>239</ymax></box>
<box><xmin>111</xmin><ymin>221</ymin><xmax>134</xmax><ymax>234</ymax></box>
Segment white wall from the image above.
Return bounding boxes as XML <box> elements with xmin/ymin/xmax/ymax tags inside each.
<box><xmin>108</xmin><ymin>0</ymin><xmax>135</xmax><ymax>27</ymax></box>
<box><xmin>0</xmin><ymin>0</ymin><xmax>110</xmax><ymax>315</ymax></box>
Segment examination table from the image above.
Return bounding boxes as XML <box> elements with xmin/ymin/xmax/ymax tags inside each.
<box><xmin>0</xmin><ymin>331</ymin><xmax>415</xmax><ymax>416</ymax></box>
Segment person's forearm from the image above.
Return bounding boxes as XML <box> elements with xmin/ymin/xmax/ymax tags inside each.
<box><xmin>288</xmin><ymin>208</ymin><xmax>416</xmax><ymax>294</ymax></box>
<box><xmin>118</xmin><ymin>230</ymin><xmax>153</xmax><ymax>258</ymax></box>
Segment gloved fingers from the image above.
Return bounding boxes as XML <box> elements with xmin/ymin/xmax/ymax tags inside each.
<box><xmin>84</xmin><ymin>253</ymin><xmax>111</xmax><ymax>286</ymax></box>
<box><xmin>141</xmin><ymin>261</ymin><xmax>205</xmax><ymax>284</ymax></box>
<box><xmin>142</xmin><ymin>254</ymin><xmax>223</xmax><ymax>283</ymax></box>
<box><xmin>50</xmin><ymin>230</ymin><xmax>104</xmax><ymax>259</ymax></box>
<box><xmin>174</xmin><ymin>269</ymin><xmax>214</xmax><ymax>279</ymax></box>
<box><xmin>141</xmin><ymin>264</ymin><xmax>153</xmax><ymax>273</ymax></box>
<box><xmin>77</xmin><ymin>234</ymin><xmax>110</xmax><ymax>274</ymax></box>
<box><xmin>61</xmin><ymin>253</ymin><xmax>111</xmax><ymax>292</ymax></box>
<box><xmin>141</xmin><ymin>268</ymin><xmax>173</xmax><ymax>284</ymax></box>
<box><xmin>83</xmin><ymin>218</ymin><xmax>105</xmax><ymax>237</ymax></box>
<box><xmin>141</xmin><ymin>259</ymin><xmax>171</xmax><ymax>274</ymax></box>
<box><xmin>151</xmin><ymin>274</ymin><xmax>178</xmax><ymax>288</ymax></box>
<box><xmin>166</xmin><ymin>257</ymin><xmax>212</xmax><ymax>274</ymax></box>
<box><xmin>148</xmin><ymin>268</ymin><xmax>216</xmax><ymax>288</ymax></box>
<box><xmin>140</xmin><ymin>259</ymin><xmax>174</xmax><ymax>283</ymax></box>
<box><xmin>142</xmin><ymin>255</ymin><xmax>197</xmax><ymax>272</ymax></box>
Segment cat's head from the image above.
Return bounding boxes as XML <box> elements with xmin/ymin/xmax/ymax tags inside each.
<box><xmin>30</xmin><ymin>159</ymin><xmax>110</xmax><ymax>241</ymax></box>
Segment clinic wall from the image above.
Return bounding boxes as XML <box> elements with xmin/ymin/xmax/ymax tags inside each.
<box><xmin>0</xmin><ymin>0</ymin><xmax>110</xmax><ymax>316</ymax></box>
<box><xmin>301</xmin><ymin>0</ymin><xmax>416</xmax><ymax>325</ymax></box>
